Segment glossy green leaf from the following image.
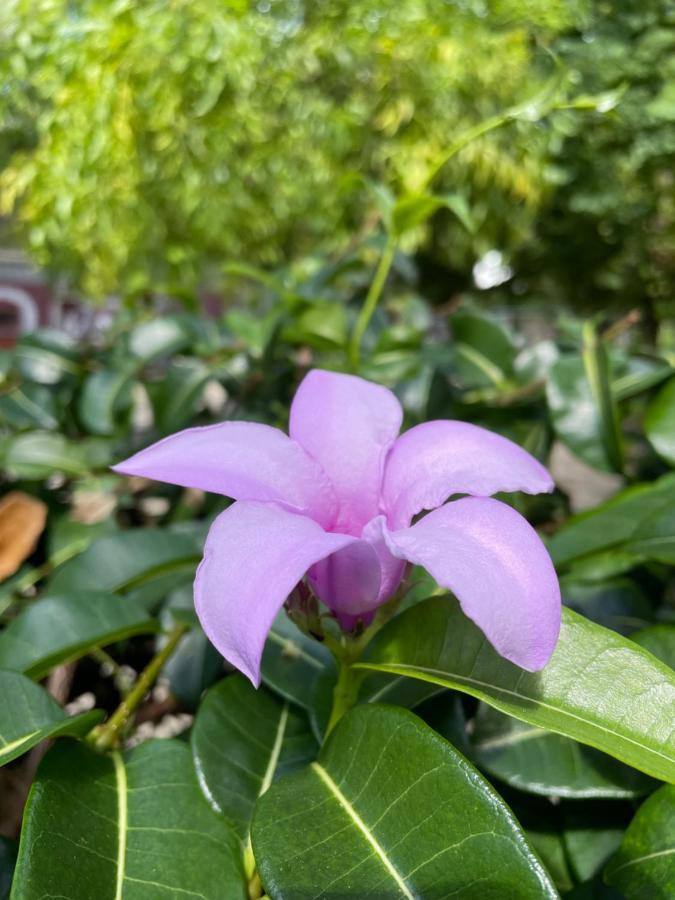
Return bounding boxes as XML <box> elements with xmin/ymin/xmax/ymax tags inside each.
<box><xmin>605</xmin><ymin>785</ymin><xmax>675</xmax><ymax>899</ymax></box>
<box><xmin>624</xmin><ymin>503</ymin><xmax>675</xmax><ymax>565</ymax></box>
<box><xmin>612</xmin><ymin>359</ymin><xmax>673</xmax><ymax>401</ymax></box>
<box><xmin>192</xmin><ymin>675</ymin><xmax>317</xmax><ymax>841</ymax></box>
<box><xmin>562</xmin><ymin>803</ymin><xmax>627</xmax><ymax>884</ymax></box>
<box><xmin>152</xmin><ymin>358</ymin><xmax>211</xmax><ymax>434</ymax></box>
<box><xmin>260</xmin><ymin>611</ymin><xmax>333</xmax><ymax>710</ymax></box>
<box><xmin>422</xmin><ymin>692</ymin><xmax>654</xmax><ymax>800</ymax></box>
<box><xmin>0</xmin><ymin>591</ymin><xmax>156</xmax><ymax>679</ymax></box>
<box><xmin>548</xmin><ymin>473</ymin><xmax>675</xmax><ymax>569</ymax></box>
<box><xmin>251</xmin><ymin>705</ymin><xmax>557</xmax><ymax>898</ymax></box>
<box><xmin>582</xmin><ymin>321</ymin><xmax>623</xmax><ymax>472</ymax></box>
<box><xmin>645</xmin><ymin>376</ymin><xmax>675</xmax><ymax>466</ymax></box>
<box><xmin>562</xmin><ymin>578</ymin><xmax>653</xmax><ymax>635</ymax></box>
<box><xmin>128</xmin><ymin>316</ymin><xmax>192</xmax><ymax>361</ymax></box>
<box><xmin>78</xmin><ymin>369</ymin><xmax>135</xmax><ymax>435</ymax></box>
<box><xmin>11</xmin><ymin>739</ymin><xmax>246</xmax><ymax>899</ymax></box>
<box><xmin>162</xmin><ymin>619</ymin><xmax>224</xmax><ymax>708</ymax></box>
<box><xmin>282</xmin><ymin>302</ymin><xmax>347</xmax><ymax>350</ymax></box>
<box><xmin>0</xmin><ymin>384</ymin><xmax>58</xmax><ymax>430</ymax></box>
<box><xmin>0</xmin><ymin>670</ymin><xmax>102</xmax><ymax>767</ymax></box>
<box><xmin>49</xmin><ymin>525</ymin><xmax>206</xmax><ymax>597</ymax></box>
<box><xmin>467</xmin><ymin>703</ymin><xmax>655</xmax><ymax>799</ymax></box>
<box><xmin>14</xmin><ymin>330</ymin><xmax>79</xmax><ymax>385</ymax></box>
<box><xmin>1</xmin><ymin>431</ymin><xmax>89</xmax><ymax>479</ymax></box>
<box><xmin>547</xmin><ymin>353</ymin><xmax>612</xmax><ymax>472</ymax></box>
<box><xmin>450</xmin><ymin>309</ymin><xmax>516</xmax><ymax>389</ymax></box>
<box><xmin>632</xmin><ymin>625</ymin><xmax>675</xmax><ymax>670</ymax></box>
<box><xmin>359</xmin><ymin>597</ymin><xmax>675</xmax><ymax>781</ymax></box>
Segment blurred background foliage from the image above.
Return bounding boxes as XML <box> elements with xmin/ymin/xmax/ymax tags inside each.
<box><xmin>0</xmin><ymin>0</ymin><xmax>672</xmax><ymax>324</ymax></box>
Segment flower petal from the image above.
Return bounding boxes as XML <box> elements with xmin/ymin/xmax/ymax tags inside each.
<box><xmin>381</xmin><ymin>497</ymin><xmax>561</xmax><ymax>671</ymax></box>
<box><xmin>361</xmin><ymin>516</ymin><xmax>407</xmax><ymax>605</ymax></box>
<box><xmin>113</xmin><ymin>421</ymin><xmax>337</xmax><ymax>527</ymax></box>
<box><xmin>309</xmin><ymin>541</ymin><xmax>381</xmax><ymax>617</ymax></box>
<box><xmin>382</xmin><ymin>420</ymin><xmax>554</xmax><ymax>528</ymax></box>
<box><xmin>289</xmin><ymin>369</ymin><xmax>402</xmax><ymax>535</ymax></box>
<box><xmin>194</xmin><ymin>501</ymin><xmax>356</xmax><ymax>685</ymax></box>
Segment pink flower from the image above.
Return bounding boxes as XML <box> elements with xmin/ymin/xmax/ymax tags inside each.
<box><xmin>114</xmin><ymin>370</ymin><xmax>560</xmax><ymax>685</ymax></box>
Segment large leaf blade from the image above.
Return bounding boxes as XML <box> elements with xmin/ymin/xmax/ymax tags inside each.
<box><xmin>11</xmin><ymin>739</ymin><xmax>246</xmax><ymax>899</ymax></box>
<box><xmin>192</xmin><ymin>675</ymin><xmax>317</xmax><ymax>841</ymax></box>
<box><xmin>0</xmin><ymin>592</ymin><xmax>156</xmax><ymax>678</ymax></box>
<box><xmin>605</xmin><ymin>785</ymin><xmax>675</xmax><ymax>899</ymax></box>
<box><xmin>359</xmin><ymin>597</ymin><xmax>675</xmax><ymax>782</ymax></box>
<box><xmin>0</xmin><ymin>670</ymin><xmax>102</xmax><ymax>767</ymax></box>
<box><xmin>251</xmin><ymin>705</ymin><xmax>557</xmax><ymax>898</ymax></box>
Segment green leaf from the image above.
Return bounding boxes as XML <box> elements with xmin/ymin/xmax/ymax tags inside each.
<box><xmin>281</xmin><ymin>301</ymin><xmax>348</xmax><ymax>350</ymax></box>
<box><xmin>0</xmin><ymin>591</ymin><xmax>156</xmax><ymax>679</ymax></box>
<box><xmin>645</xmin><ymin>376</ymin><xmax>675</xmax><ymax>466</ymax></box>
<box><xmin>11</xmin><ymin>739</ymin><xmax>246</xmax><ymax>899</ymax></box>
<box><xmin>78</xmin><ymin>369</ymin><xmax>135</xmax><ymax>435</ymax></box>
<box><xmin>251</xmin><ymin>705</ymin><xmax>557</xmax><ymax>898</ymax></box>
<box><xmin>13</xmin><ymin>330</ymin><xmax>79</xmax><ymax>385</ymax></box>
<box><xmin>632</xmin><ymin>625</ymin><xmax>675</xmax><ymax>670</ymax></box>
<box><xmin>127</xmin><ymin>316</ymin><xmax>192</xmax><ymax>362</ymax></box>
<box><xmin>359</xmin><ymin>597</ymin><xmax>675</xmax><ymax>782</ymax></box>
<box><xmin>49</xmin><ymin>525</ymin><xmax>206</xmax><ymax>597</ymax></box>
<box><xmin>547</xmin><ymin>353</ymin><xmax>613</xmax><ymax>472</ymax></box>
<box><xmin>548</xmin><ymin>474</ymin><xmax>675</xmax><ymax>569</ymax></box>
<box><xmin>450</xmin><ymin>309</ymin><xmax>516</xmax><ymax>389</ymax></box>
<box><xmin>161</xmin><ymin>591</ymin><xmax>224</xmax><ymax>707</ymax></box>
<box><xmin>0</xmin><ymin>670</ymin><xmax>102</xmax><ymax>767</ymax></box>
<box><xmin>1</xmin><ymin>431</ymin><xmax>90</xmax><ymax>479</ymax></box>
<box><xmin>422</xmin><ymin>693</ymin><xmax>654</xmax><ymax>800</ymax></box>
<box><xmin>563</xmin><ymin>803</ymin><xmax>627</xmax><ymax>885</ymax></box>
<box><xmin>391</xmin><ymin>193</ymin><xmax>445</xmax><ymax>236</ymax></box>
<box><xmin>562</xmin><ymin>578</ymin><xmax>653</xmax><ymax>635</ymax></box>
<box><xmin>0</xmin><ymin>384</ymin><xmax>58</xmax><ymax>430</ymax></box>
<box><xmin>152</xmin><ymin>358</ymin><xmax>211</xmax><ymax>434</ymax></box>
<box><xmin>624</xmin><ymin>503</ymin><xmax>675</xmax><ymax>565</ymax></box>
<box><xmin>605</xmin><ymin>785</ymin><xmax>675</xmax><ymax>899</ymax></box>
<box><xmin>467</xmin><ymin>703</ymin><xmax>656</xmax><ymax>799</ymax></box>
<box><xmin>192</xmin><ymin>675</ymin><xmax>317</xmax><ymax>842</ymax></box>
<box><xmin>581</xmin><ymin>321</ymin><xmax>624</xmax><ymax>472</ymax></box>
<box><xmin>260</xmin><ymin>611</ymin><xmax>333</xmax><ymax>710</ymax></box>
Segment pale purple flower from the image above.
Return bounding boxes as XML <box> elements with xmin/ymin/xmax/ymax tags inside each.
<box><xmin>113</xmin><ymin>370</ymin><xmax>561</xmax><ymax>685</ymax></box>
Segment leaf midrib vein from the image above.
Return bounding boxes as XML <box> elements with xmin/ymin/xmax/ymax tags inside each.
<box><xmin>310</xmin><ymin>761</ymin><xmax>415</xmax><ymax>899</ymax></box>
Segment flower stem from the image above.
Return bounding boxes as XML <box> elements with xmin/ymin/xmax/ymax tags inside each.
<box><xmin>325</xmin><ymin>652</ymin><xmax>364</xmax><ymax>737</ymax></box>
<box><xmin>324</xmin><ymin>594</ymin><xmax>403</xmax><ymax>736</ymax></box>
<box><xmin>89</xmin><ymin>622</ymin><xmax>187</xmax><ymax>752</ymax></box>
<box><xmin>348</xmin><ymin>233</ymin><xmax>397</xmax><ymax>370</ymax></box>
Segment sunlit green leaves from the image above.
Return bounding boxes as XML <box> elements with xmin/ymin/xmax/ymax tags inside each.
<box><xmin>11</xmin><ymin>739</ymin><xmax>247</xmax><ymax>899</ymax></box>
<box><xmin>0</xmin><ymin>670</ymin><xmax>102</xmax><ymax>767</ymax></box>
<box><xmin>252</xmin><ymin>705</ymin><xmax>557</xmax><ymax>898</ymax></box>
<box><xmin>360</xmin><ymin>597</ymin><xmax>675</xmax><ymax>781</ymax></box>
<box><xmin>548</xmin><ymin>473</ymin><xmax>675</xmax><ymax>571</ymax></box>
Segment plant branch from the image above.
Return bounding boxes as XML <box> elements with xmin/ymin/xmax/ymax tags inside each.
<box><xmin>89</xmin><ymin>622</ymin><xmax>187</xmax><ymax>752</ymax></box>
<box><xmin>348</xmin><ymin>233</ymin><xmax>397</xmax><ymax>369</ymax></box>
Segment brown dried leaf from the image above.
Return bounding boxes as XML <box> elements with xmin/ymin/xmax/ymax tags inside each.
<box><xmin>0</xmin><ymin>491</ymin><xmax>47</xmax><ymax>581</ymax></box>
